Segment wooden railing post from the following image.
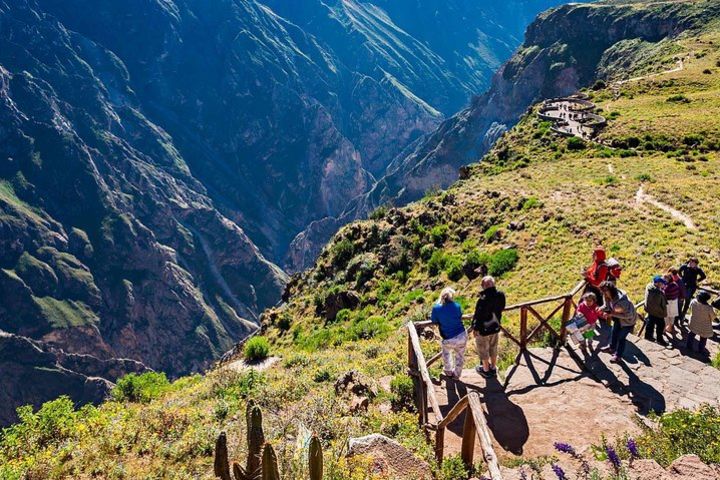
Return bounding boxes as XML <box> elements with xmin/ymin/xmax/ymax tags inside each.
<box><xmin>460</xmin><ymin>404</ymin><xmax>476</xmax><ymax>468</ymax></box>
<box><xmin>435</xmin><ymin>427</ymin><xmax>445</xmax><ymax>463</ymax></box>
<box><xmin>520</xmin><ymin>307</ymin><xmax>528</xmax><ymax>350</ymax></box>
<box><xmin>560</xmin><ymin>296</ymin><xmax>573</xmax><ymax>346</ymax></box>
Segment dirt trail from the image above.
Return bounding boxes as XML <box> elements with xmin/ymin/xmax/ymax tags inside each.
<box><xmin>635</xmin><ymin>185</ymin><xmax>697</xmax><ymax>230</ymax></box>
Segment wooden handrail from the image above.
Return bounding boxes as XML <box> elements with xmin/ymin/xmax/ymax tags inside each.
<box><xmin>469</xmin><ymin>392</ymin><xmax>503</xmax><ymax>480</ymax></box>
<box><xmin>407</xmin><ymin>323</ymin><xmax>444</xmax><ymax>423</ymax></box>
<box><xmin>435</xmin><ymin>392</ymin><xmax>503</xmax><ymax>479</ymax></box>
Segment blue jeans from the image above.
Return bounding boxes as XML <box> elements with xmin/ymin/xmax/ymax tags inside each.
<box><xmin>610</xmin><ymin>319</ymin><xmax>633</xmax><ymax>358</ymax></box>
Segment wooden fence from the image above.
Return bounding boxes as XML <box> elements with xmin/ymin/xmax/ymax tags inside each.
<box><xmin>406</xmin><ymin>281</ymin><xmax>587</xmax><ymax>478</ymax></box>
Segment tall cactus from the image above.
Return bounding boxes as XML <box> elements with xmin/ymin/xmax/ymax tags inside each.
<box><xmin>214</xmin><ymin>403</ymin><xmax>324</xmax><ymax>480</ymax></box>
<box><xmin>309</xmin><ymin>436</ymin><xmax>323</xmax><ymax>480</ymax></box>
<box><xmin>246</xmin><ymin>401</ymin><xmax>265</xmax><ymax>478</ymax></box>
<box><xmin>261</xmin><ymin>444</ymin><xmax>281</xmax><ymax>480</ymax></box>
<box><xmin>214</xmin><ymin>432</ymin><xmax>232</xmax><ymax>480</ymax></box>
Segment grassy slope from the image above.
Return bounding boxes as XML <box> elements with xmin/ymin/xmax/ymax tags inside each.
<box><xmin>2</xmin><ymin>21</ymin><xmax>720</xmax><ymax>480</ymax></box>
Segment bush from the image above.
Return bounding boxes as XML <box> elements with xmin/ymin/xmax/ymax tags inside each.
<box><xmin>244</xmin><ymin>336</ymin><xmax>270</xmax><ymax>362</ymax></box>
<box><xmin>484</xmin><ymin>225</ymin><xmax>502</xmax><ymax>242</ymax></box>
<box><xmin>683</xmin><ymin>133</ymin><xmax>704</xmax><ymax>147</ymax></box>
<box><xmin>702</xmin><ymin>68</ymin><xmax>712</xmax><ymax>74</ymax></box>
<box><xmin>427</xmin><ymin>250</ymin><xmax>447</xmax><ymax>276</ymax></box>
<box><xmin>369</xmin><ymin>205</ymin><xmax>389</xmax><ymax>220</ymax></box>
<box><xmin>635</xmin><ymin>173</ymin><xmax>653</xmax><ymax>182</ymax></box>
<box><xmin>666</xmin><ymin>94</ymin><xmax>690</xmax><ymax>103</ymax></box>
<box><xmin>335</xmin><ymin>309</ymin><xmax>352</xmax><ymax>323</ymax></box>
<box><xmin>436</xmin><ymin>455</ymin><xmax>470</xmax><ymax>480</ymax></box>
<box><xmin>488</xmin><ymin>248</ymin><xmax>519</xmax><ymax>276</ymax></box>
<box><xmin>331</xmin><ymin>239</ymin><xmax>354</xmax><ymax>268</ymax></box>
<box><xmin>445</xmin><ymin>255</ymin><xmax>464</xmax><ymax>281</ymax></box>
<box><xmin>430</xmin><ymin>224</ymin><xmax>449</xmax><ymax>246</ymax></box>
<box><xmin>635</xmin><ymin>405</ymin><xmax>720</xmax><ymax>466</ymax></box>
<box><xmin>522</xmin><ymin>196</ymin><xmax>542</xmax><ymax>210</ymax></box>
<box><xmin>566</xmin><ymin>136</ymin><xmax>586</xmax><ymax>150</ymax></box>
<box><xmin>390</xmin><ymin>374</ymin><xmax>415</xmax><ymax>412</ymax></box>
<box><xmin>591</xmin><ymin>79</ymin><xmax>607</xmax><ymax>90</ymax></box>
<box><xmin>112</xmin><ymin>372</ymin><xmax>170</xmax><ymax>403</ymax></box>
<box><xmin>347</xmin><ymin>316</ymin><xmax>391</xmax><ymax>341</ymax></box>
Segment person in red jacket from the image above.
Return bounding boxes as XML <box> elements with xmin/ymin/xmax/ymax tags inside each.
<box><xmin>583</xmin><ymin>248</ymin><xmax>609</xmax><ymax>306</ymax></box>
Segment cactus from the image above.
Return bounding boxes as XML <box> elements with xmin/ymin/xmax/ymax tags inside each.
<box><xmin>261</xmin><ymin>444</ymin><xmax>281</xmax><ymax>480</ymax></box>
<box><xmin>309</xmin><ymin>436</ymin><xmax>323</xmax><ymax>480</ymax></box>
<box><xmin>246</xmin><ymin>401</ymin><xmax>265</xmax><ymax>478</ymax></box>
<box><xmin>214</xmin><ymin>432</ymin><xmax>232</xmax><ymax>480</ymax></box>
<box><xmin>215</xmin><ymin>403</ymin><xmax>324</xmax><ymax>480</ymax></box>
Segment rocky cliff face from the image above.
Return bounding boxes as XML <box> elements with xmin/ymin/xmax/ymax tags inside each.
<box><xmin>284</xmin><ymin>0</ymin><xmax>718</xmax><ymax>268</ymax></box>
<box><xmin>0</xmin><ymin>0</ymin><xmax>558</xmax><ymax>424</ymax></box>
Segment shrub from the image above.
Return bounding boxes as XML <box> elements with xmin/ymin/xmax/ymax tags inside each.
<box><xmin>313</xmin><ymin>368</ymin><xmax>333</xmax><ymax>383</ymax></box>
<box><xmin>635</xmin><ymin>173</ymin><xmax>653</xmax><ymax>182</ymax></box>
<box><xmin>277</xmin><ymin>313</ymin><xmax>292</xmax><ymax>331</ymax></box>
<box><xmin>596</xmin><ymin>175</ymin><xmax>618</xmax><ymax>186</ymax></box>
<box><xmin>427</xmin><ymin>250</ymin><xmax>447</xmax><ymax>276</ymax></box>
<box><xmin>390</xmin><ymin>374</ymin><xmax>415</xmax><ymax>412</ymax></box>
<box><xmin>369</xmin><ymin>205</ymin><xmax>389</xmax><ymax>220</ymax></box>
<box><xmin>430</xmin><ymin>224</ymin><xmax>449</xmax><ymax>246</ymax></box>
<box><xmin>666</xmin><ymin>94</ymin><xmax>690</xmax><ymax>103</ymax></box>
<box><xmin>445</xmin><ymin>255</ymin><xmax>464</xmax><ymax>281</ymax></box>
<box><xmin>1</xmin><ymin>397</ymin><xmax>79</xmax><ymax>453</ymax></box>
<box><xmin>488</xmin><ymin>248</ymin><xmax>519</xmax><ymax>276</ymax></box>
<box><xmin>419</xmin><ymin>244</ymin><xmax>435</xmax><ymax>261</ymax></box>
<box><xmin>112</xmin><ymin>372</ymin><xmax>170</xmax><ymax>403</ymax></box>
<box><xmin>683</xmin><ymin>133</ymin><xmax>704</xmax><ymax>147</ymax></box>
<box><xmin>244</xmin><ymin>336</ymin><xmax>270</xmax><ymax>362</ymax></box>
<box><xmin>635</xmin><ymin>405</ymin><xmax>720</xmax><ymax>466</ymax></box>
<box><xmin>484</xmin><ymin>225</ymin><xmax>502</xmax><ymax>242</ymax></box>
<box><xmin>436</xmin><ymin>455</ymin><xmax>470</xmax><ymax>480</ymax></box>
<box><xmin>331</xmin><ymin>239</ymin><xmax>354</xmax><ymax>268</ymax></box>
<box><xmin>591</xmin><ymin>79</ymin><xmax>607</xmax><ymax>90</ymax></box>
<box><xmin>522</xmin><ymin>196</ymin><xmax>542</xmax><ymax>210</ymax></box>
<box><xmin>702</xmin><ymin>68</ymin><xmax>712</xmax><ymax>74</ymax></box>
<box><xmin>335</xmin><ymin>309</ymin><xmax>352</xmax><ymax>323</ymax></box>
<box><xmin>347</xmin><ymin>316</ymin><xmax>391</xmax><ymax>341</ymax></box>
<box><xmin>566</xmin><ymin>136</ymin><xmax>586</xmax><ymax>150</ymax></box>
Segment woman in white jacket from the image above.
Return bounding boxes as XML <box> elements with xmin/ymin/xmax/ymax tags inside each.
<box><xmin>687</xmin><ymin>291</ymin><xmax>716</xmax><ymax>353</ymax></box>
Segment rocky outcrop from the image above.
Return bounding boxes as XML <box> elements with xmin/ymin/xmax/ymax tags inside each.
<box><xmin>0</xmin><ymin>330</ymin><xmax>147</xmax><ymax>425</ymax></box>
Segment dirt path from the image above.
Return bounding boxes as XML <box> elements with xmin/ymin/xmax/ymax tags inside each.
<box><xmin>635</xmin><ymin>185</ymin><xmax>697</xmax><ymax>230</ymax></box>
<box><xmin>615</xmin><ymin>58</ymin><xmax>684</xmax><ymax>86</ymax></box>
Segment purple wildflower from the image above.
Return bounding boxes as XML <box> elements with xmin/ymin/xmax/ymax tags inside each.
<box><xmin>554</xmin><ymin>442</ymin><xmax>577</xmax><ymax>456</ymax></box>
<box><xmin>606</xmin><ymin>445</ymin><xmax>621</xmax><ymax>471</ymax></box>
<box><xmin>552</xmin><ymin>463</ymin><xmax>568</xmax><ymax>480</ymax></box>
<box><xmin>626</xmin><ymin>438</ymin><xmax>639</xmax><ymax>458</ymax></box>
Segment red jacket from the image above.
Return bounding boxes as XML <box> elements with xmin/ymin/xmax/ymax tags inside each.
<box><xmin>585</xmin><ymin>249</ymin><xmax>609</xmax><ymax>287</ymax></box>
<box><xmin>577</xmin><ymin>302</ymin><xmax>601</xmax><ymax>325</ymax></box>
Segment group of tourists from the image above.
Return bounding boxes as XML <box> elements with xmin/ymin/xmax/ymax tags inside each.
<box><xmin>429</xmin><ymin>248</ymin><xmax>718</xmax><ymax>381</ymax></box>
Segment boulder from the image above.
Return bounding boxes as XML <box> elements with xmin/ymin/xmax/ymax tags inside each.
<box><xmin>347</xmin><ymin>434</ymin><xmax>432</xmax><ymax>480</ymax></box>
<box><xmin>669</xmin><ymin>454</ymin><xmax>720</xmax><ymax>480</ymax></box>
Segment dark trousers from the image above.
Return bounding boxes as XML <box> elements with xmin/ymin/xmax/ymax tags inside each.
<box><xmin>644</xmin><ymin>315</ymin><xmax>665</xmax><ymax>343</ymax></box>
<box><xmin>680</xmin><ymin>286</ymin><xmax>697</xmax><ymax>320</ymax></box>
<box><xmin>686</xmin><ymin>332</ymin><xmax>708</xmax><ymax>351</ymax></box>
<box><xmin>610</xmin><ymin>319</ymin><xmax>633</xmax><ymax>358</ymax></box>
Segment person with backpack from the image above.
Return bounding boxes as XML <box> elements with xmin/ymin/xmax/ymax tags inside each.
<box><xmin>583</xmin><ymin>248</ymin><xmax>610</xmax><ymax>306</ymax></box>
<box><xmin>644</xmin><ymin>275</ymin><xmax>668</xmax><ymax>347</ymax></box>
<box><xmin>430</xmin><ymin>287</ymin><xmax>467</xmax><ymax>380</ymax></box>
<box><xmin>679</xmin><ymin>258</ymin><xmax>707</xmax><ymax>320</ymax></box>
<box><xmin>687</xmin><ymin>291</ymin><xmax>716</xmax><ymax>355</ymax></box>
<box><xmin>472</xmin><ymin>276</ymin><xmax>506</xmax><ymax>379</ymax></box>
<box><xmin>599</xmin><ymin>281</ymin><xmax>637</xmax><ymax>364</ymax></box>
<box><xmin>663</xmin><ymin>272</ymin><xmax>682</xmax><ymax>338</ymax></box>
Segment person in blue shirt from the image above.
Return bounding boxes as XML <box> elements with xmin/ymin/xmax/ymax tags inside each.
<box><xmin>430</xmin><ymin>287</ymin><xmax>467</xmax><ymax>380</ymax></box>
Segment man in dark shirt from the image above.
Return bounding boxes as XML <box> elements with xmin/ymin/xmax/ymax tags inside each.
<box><xmin>679</xmin><ymin>257</ymin><xmax>706</xmax><ymax>320</ymax></box>
<box><xmin>472</xmin><ymin>276</ymin><xmax>506</xmax><ymax>378</ymax></box>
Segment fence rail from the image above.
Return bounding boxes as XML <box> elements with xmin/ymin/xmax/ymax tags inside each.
<box><xmin>407</xmin><ymin>279</ymin><xmax>718</xmax><ymax>477</ymax></box>
<box><xmin>406</xmin><ymin>281</ymin><xmax>588</xmax><ymax>478</ymax></box>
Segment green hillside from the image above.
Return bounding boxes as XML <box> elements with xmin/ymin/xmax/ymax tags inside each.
<box><xmin>2</xmin><ymin>6</ymin><xmax>720</xmax><ymax>480</ymax></box>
